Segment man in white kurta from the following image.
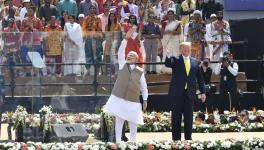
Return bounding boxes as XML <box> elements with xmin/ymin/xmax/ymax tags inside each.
<box><xmin>210</xmin><ymin>11</ymin><xmax>232</xmax><ymax>73</ymax></box>
<box><xmin>204</xmin><ymin>14</ymin><xmax>217</xmax><ymax>59</ymax></box>
<box><xmin>105</xmin><ymin>32</ymin><xmax>148</xmax><ymax>143</ymax></box>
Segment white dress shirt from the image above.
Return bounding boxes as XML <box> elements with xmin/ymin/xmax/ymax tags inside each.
<box><xmin>214</xmin><ymin>62</ymin><xmax>238</xmax><ymax>76</ymax></box>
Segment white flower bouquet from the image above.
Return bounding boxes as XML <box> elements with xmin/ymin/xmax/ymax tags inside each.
<box><xmin>12</xmin><ymin>105</ymin><xmax>28</xmax><ymax>130</ymax></box>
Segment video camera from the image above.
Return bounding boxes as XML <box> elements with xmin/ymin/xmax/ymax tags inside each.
<box><xmin>220</xmin><ymin>55</ymin><xmax>230</xmax><ymax>64</ymax></box>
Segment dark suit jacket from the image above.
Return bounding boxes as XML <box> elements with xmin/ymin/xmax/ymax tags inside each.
<box><xmin>165</xmin><ymin>55</ymin><xmax>205</xmax><ymax>100</ymax></box>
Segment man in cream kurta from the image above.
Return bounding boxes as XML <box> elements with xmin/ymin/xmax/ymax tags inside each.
<box><xmin>105</xmin><ymin>30</ymin><xmax>148</xmax><ymax>143</ymax></box>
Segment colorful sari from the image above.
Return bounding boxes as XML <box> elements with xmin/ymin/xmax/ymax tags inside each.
<box><xmin>160</xmin><ymin>20</ymin><xmax>182</xmax><ymax>74</ymax></box>
<box><xmin>122</xmin><ymin>23</ymin><xmax>143</xmax><ymax>65</ymax></box>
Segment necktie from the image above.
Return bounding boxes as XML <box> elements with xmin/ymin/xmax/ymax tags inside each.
<box><xmin>184</xmin><ymin>57</ymin><xmax>190</xmax><ymax>89</ymax></box>
<box><xmin>184</xmin><ymin>57</ymin><xmax>190</xmax><ymax>76</ymax></box>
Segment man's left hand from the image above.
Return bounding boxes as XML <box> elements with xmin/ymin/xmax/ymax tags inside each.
<box><xmin>200</xmin><ymin>94</ymin><xmax>206</xmax><ymax>102</ymax></box>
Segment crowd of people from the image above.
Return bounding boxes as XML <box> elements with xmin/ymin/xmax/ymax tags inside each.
<box><xmin>0</xmin><ymin>0</ymin><xmax>230</xmax><ymax>76</ymax></box>
<box><xmin>0</xmin><ymin>0</ymin><xmax>250</xmax><ymax>142</ymax></box>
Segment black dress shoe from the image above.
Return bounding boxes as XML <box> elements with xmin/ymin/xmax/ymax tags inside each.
<box><xmin>151</xmin><ymin>71</ymin><xmax>157</xmax><ymax>74</ymax></box>
<box><xmin>121</xmin><ymin>135</ymin><xmax>129</xmax><ymax>142</ymax></box>
<box><xmin>147</xmin><ymin>71</ymin><xmax>151</xmax><ymax>74</ymax></box>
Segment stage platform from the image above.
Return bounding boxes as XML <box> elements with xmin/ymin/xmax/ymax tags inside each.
<box><xmin>1</xmin><ymin>124</ymin><xmax>264</xmax><ymax>143</ymax></box>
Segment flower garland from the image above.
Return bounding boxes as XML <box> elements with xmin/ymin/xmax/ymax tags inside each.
<box><xmin>0</xmin><ymin>138</ymin><xmax>263</xmax><ymax>149</ymax></box>
<box><xmin>3</xmin><ymin>110</ymin><xmax>264</xmax><ymax>133</ymax></box>
<box><xmin>101</xmin><ymin>107</ymin><xmax>115</xmax><ymax>131</ymax></box>
<box><xmin>39</xmin><ymin>105</ymin><xmax>52</xmax><ymax>132</ymax></box>
<box><xmin>12</xmin><ymin>105</ymin><xmax>28</xmax><ymax>130</ymax></box>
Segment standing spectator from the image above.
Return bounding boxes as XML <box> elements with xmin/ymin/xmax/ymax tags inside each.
<box><xmin>174</xmin><ymin>0</ymin><xmax>181</xmax><ymax>20</ymax></box>
<box><xmin>134</xmin><ymin>0</ymin><xmax>141</xmax><ymax>6</ymax></box>
<box><xmin>120</xmin><ymin>0</ymin><xmax>139</xmax><ymax>23</ymax></box>
<box><xmin>21</xmin><ymin>6</ymin><xmax>43</xmax><ymax>76</ymax></box>
<box><xmin>196</xmin><ymin>0</ymin><xmax>204</xmax><ymax>10</ymax></box>
<box><xmin>0</xmin><ymin>1</ymin><xmax>3</xmax><ymax>15</ymax></box>
<box><xmin>44</xmin><ymin>16</ymin><xmax>63</xmax><ymax>76</ymax></box>
<box><xmin>196</xmin><ymin>0</ymin><xmax>205</xmax><ymax>20</ymax></box>
<box><xmin>104</xmin><ymin>0</ymin><xmax>113</xmax><ymax>8</ymax></box>
<box><xmin>64</xmin><ymin>15</ymin><xmax>85</xmax><ymax>76</ymax></box>
<box><xmin>39</xmin><ymin>0</ymin><xmax>58</xmax><ymax>23</ymax></box>
<box><xmin>112</xmin><ymin>0</ymin><xmax>126</xmax><ymax>22</ymax></box>
<box><xmin>159</xmin><ymin>0</ymin><xmax>175</xmax><ymax>21</ymax></box>
<box><xmin>103</xmin><ymin>10</ymin><xmax>122</xmax><ymax>75</ymax></box>
<box><xmin>51</xmin><ymin>0</ymin><xmax>59</xmax><ymax>7</ymax></box>
<box><xmin>160</xmin><ymin>9</ymin><xmax>182</xmax><ymax>74</ymax></box>
<box><xmin>2</xmin><ymin>5</ymin><xmax>21</xmax><ymax>30</ymax></box>
<box><xmin>96</xmin><ymin>0</ymin><xmax>104</xmax><ymax>14</ymax></box>
<box><xmin>181</xmin><ymin>0</ymin><xmax>195</xmax><ymax>26</ymax></box>
<box><xmin>82</xmin><ymin>4</ymin><xmax>103</xmax><ymax>74</ymax></box>
<box><xmin>2</xmin><ymin>18</ymin><xmax>21</xmax><ymax>76</ymax></box>
<box><xmin>79</xmin><ymin>0</ymin><xmax>98</xmax><ymax>17</ymax></box>
<box><xmin>121</xmin><ymin>13</ymin><xmax>143</xmax><ymax>67</ymax></box>
<box><xmin>19</xmin><ymin>0</ymin><xmax>31</xmax><ymax>20</ymax></box>
<box><xmin>204</xmin><ymin>13</ymin><xmax>216</xmax><ymax>59</ymax></box>
<box><xmin>78</xmin><ymin>13</ymin><xmax>85</xmax><ymax>26</ymax></box>
<box><xmin>215</xmin><ymin>51</ymin><xmax>239</xmax><ymax>114</ymax></box>
<box><xmin>142</xmin><ymin>14</ymin><xmax>161</xmax><ymax>74</ymax></box>
<box><xmin>57</xmin><ymin>0</ymin><xmax>78</xmax><ymax>18</ymax></box>
<box><xmin>138</xmin><ymin>0</ymin><xmax>152</xmax><ymax>25</ymax></box>
<box><xmin>3</xmin><ymin>0</ymin><xmax>19</xmax><ymax>17</ymax></box>
<box><xmin>31</xmin><ymin>0</ymin><xmax>40</xmax><ymax>7</ymax></box>
<box><xmin>152</xmin><ymin>0</ymin><xmax>161</xmax><ymax>20</ymax></box>
<box><xmin>210</xmin><ymin>11</ymin><xmax>231</xmax><ymax>72</ymax></box>
<box><xmin>13</xmin><ymin>0</ymin><xmax>22</xmax><ymax>8</ymax></box>
<box><xmin>98</xmin><ymin>3</ymin><xmax>110</xmax><ymax>32</ymax></box>
<box><xmin>60</xmin><ymin>10</ymin><xmax>69</xmax><ymax>30</ymax></box>
<box><xmin>203</xmin><ymin>0</ymin><xmax>218</xmax><ymax>20</ymax></box>
<box><xmin>187</xmin><ymin>10</ymin><xmax>206</xmax><ymax>60</ymax></box>
<box><xmin>183</xmin><ymin>14</ymin><xmax>193</xmax><ymax>42</ymax></box>
<box><xmin>0</xmin><ymin>11</ymin><xmax>3</xmax><ymax>50</ymax></box>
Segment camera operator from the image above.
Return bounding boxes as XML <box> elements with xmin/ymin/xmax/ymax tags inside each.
<box><xmin>215</xmin><ymin>51</ymin><xmax>239</xmax><ymax>114</ymax></box>
<box><xmin>200</xmin><ymin>58</ymin><xmax>213</xmax><ymax>112</ymax></box>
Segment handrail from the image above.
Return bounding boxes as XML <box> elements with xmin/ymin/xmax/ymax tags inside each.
<box><xmin>0</xmin><ymin>60</ymin><xmax>262</xmax><ymax>67</ymax></box>
<box><xmin>0</xmin><ymin>58</ymin><xmax>262</xmax><ymax>97</ymax></box>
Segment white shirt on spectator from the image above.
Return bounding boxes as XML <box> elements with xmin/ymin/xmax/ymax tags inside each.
<box><xmin>98</xmin><ymin>13</ymin><xmax>108</xmax><ymax>32</ymax></box>
<box><xmin>120</xmin><ymin>3</ymin><xmax>139</xmax><ymax>23</ymax></box>
<box><xmin>19</xmin><ymin>7</ymin><xmax>27</xmax><ymax>19</ymax></box>
<box><xmin>214</xmin><ymin>62</ymin><xmax>238</xmax><ymax>76</ymax></box>
<box><xmin>183</xmin><ymin>22</ymin><xmax>189</xmax><ymax>42</ymax></box>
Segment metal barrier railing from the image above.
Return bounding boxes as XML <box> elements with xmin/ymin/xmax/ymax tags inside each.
<box><xmin>0</xmin><ymin>59</ymin><xmax>263</xmax><ymax>98</ymax></box>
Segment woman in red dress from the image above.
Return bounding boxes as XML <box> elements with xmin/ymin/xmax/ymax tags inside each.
<box><xmin>121</xmin><ymin>13</ymin><xmax>143</xmax><ymax>65</ymax></box>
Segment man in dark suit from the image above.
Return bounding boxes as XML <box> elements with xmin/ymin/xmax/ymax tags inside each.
<box><xmin>165</xmin><ymin>42</ymin><xmax>206</xmax><ymax>141</ymax></box>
